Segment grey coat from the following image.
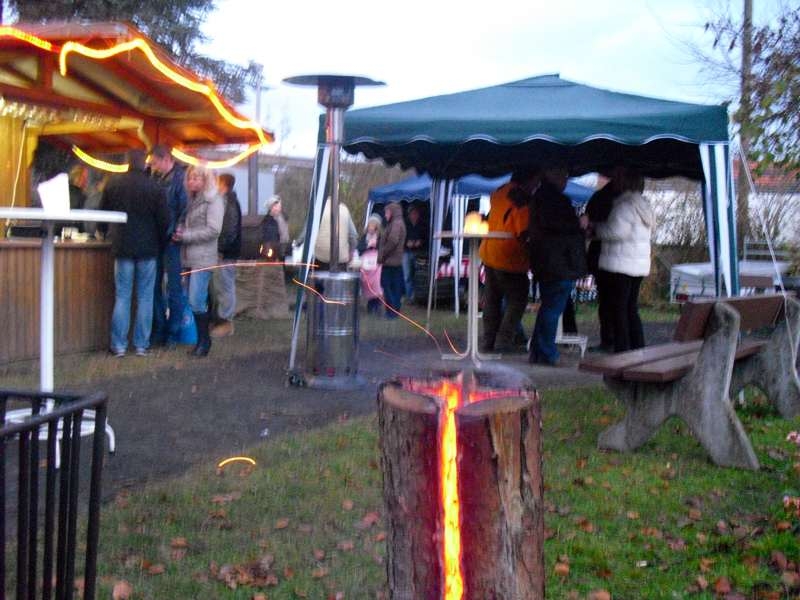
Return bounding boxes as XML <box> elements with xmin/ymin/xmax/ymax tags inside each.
<box><xmin>180</xmin><ymin>190</ymin><xmax>224</xmax><ymax>269</ymax></box>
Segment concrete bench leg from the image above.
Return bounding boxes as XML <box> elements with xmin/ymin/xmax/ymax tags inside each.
<box><xmin>598</xmin><ymin>303</ymin><xmax>760</xmax><ymax>470</ymax></box>
<box><xmin>730</xmin><ymin>295</ymin><xmax>800</xmax><ymax>419</ymax></box>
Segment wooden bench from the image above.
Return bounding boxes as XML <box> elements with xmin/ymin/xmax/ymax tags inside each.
<box><xmin>579</xmin><ymin>293</ymin><xmax>800</xmax><ymax>469</ymax></box>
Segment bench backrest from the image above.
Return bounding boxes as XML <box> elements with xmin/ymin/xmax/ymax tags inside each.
<box><xmin>673</xmin><ymin>294</ymin><xmax>786</xmax><ymax>342</ymax></box>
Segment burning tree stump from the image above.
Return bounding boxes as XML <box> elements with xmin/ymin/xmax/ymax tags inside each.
<box><xmin>378</xmin><ymin>371</ymin><xmax>544</xmax><ymax>600</ymax></box>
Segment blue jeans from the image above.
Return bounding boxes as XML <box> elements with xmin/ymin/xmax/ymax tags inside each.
<box><xmin>380</xmin><ymin>265</ymin><xmax>404</xmax><ymax>318</ymax></box>
<box><xmin>402</xmin><ymin>251</ymin><xmax>416</xmax><ymax>299</ymax></box>
<box><xmin>152</xmin><ymin>243</ymin><xmax>187</xmax><ymax>343</ymax></box>
<box><xmin>111</xmin><ymin>257</ymin><xmax>157</xmax><ymax>352</ymax></box>
<box><xmin>187</xmin><ymin>270</ymin><xmax>213</xmax><ymax>313</ymax></box>
<box><xmin>530</xmin><ymin>279</ymin><xmax>575</xmax><ymax>364</ymax></box>
<box><xmin>212</xmin><ymin>260</ymin><xmax>237</xmax><ymax>320</ymax></box>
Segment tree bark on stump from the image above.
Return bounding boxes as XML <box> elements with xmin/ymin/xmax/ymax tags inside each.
<box><xmin>378</xmin><ymin>374</ymin><xmax>544</xmax><ymax>600</ymax></box>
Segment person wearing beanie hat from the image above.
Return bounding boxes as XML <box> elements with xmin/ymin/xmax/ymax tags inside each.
<box><xmin>261</xmin><ymin>195</ymin><xmax>290</xmax><ymax>261</ymax></box>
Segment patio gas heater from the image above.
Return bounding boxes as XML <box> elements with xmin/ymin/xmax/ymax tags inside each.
<box><xmin>284</xmin><ymin>74</ymin><xmax>384</xmax><ymax>390</ymax></box>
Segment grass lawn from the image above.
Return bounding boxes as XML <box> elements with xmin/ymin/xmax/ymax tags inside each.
<box><xmin>4</xmin><ymin>300</ymin><xmax>799</xmax><ymax>598</ymax></box>
<box><xmin>90</xmin><ymin>386</ymin><xmax>800</xmax><ymax>599</ymax></box>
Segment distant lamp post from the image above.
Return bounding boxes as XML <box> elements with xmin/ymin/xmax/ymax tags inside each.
<box><xmin>247</xmin><ymin>83</ymin><xmax>270</xmax><ymax>217</ymax></box>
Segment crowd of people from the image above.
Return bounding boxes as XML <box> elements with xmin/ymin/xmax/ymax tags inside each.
<box><xmin>100</xmin><ymin>146</ymin><xmax>246</xmax><ymax>359</ymax></box>
<box><xmin>96</xmin><ymin>147</ymin><xmax>650</xmax><ymax>366</ymax></box>
<box><xmin>479</xmin><ymin>165</ymin><xmax>653</xmax><ymax>366</ymax></box>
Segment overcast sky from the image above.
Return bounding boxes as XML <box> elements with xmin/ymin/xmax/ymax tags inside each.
<box><xmin>202</xmin><ymin>0</ymin><xmax>786</xmax><ymax>158</ymax></box>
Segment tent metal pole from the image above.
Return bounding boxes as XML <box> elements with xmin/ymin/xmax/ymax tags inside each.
<box><xmin>288</xmin><ymin>145</ymin><xmax>329</xmax><ymax>375</ymax></box>
<box><xmin>426</xmin><ymin>179</ymin><xmax>446</xmax><ymax>328</ymax></box>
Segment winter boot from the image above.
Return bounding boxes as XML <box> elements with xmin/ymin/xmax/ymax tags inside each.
<box><xmin>191</xmin><ymin>311</ymin><xmax>212</xmax><ymax>357</ymax></box>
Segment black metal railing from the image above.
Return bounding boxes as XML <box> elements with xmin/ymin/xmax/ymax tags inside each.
<box><xmin>1</xmin><ymin>389</ymin><xmax>108</xmax><ymax>600</ymax></box>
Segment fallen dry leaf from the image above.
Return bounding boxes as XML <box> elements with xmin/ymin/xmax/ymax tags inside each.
<box><xmin>713</xmin><ymin>576</ymin><xmax>732</xmax><ymax>594</ymax></box>
<box><xmin>782</xmin><ymin>571</ymin><xmax>800</xmax><ymax>588</ymax></box>
<box><xmin>274</xmin><ymin>518</ymin><xmax>290</xmax><ymax>530</ymax></box>
<box><xmin>359</xmin><ymin>511</ymin><xmax>380</xmax><ymax>528</ymax></box>
<box><xmin>667</xmin><ymin>537</ymin><xmax>687</xmax><ymax>551</ymax></box>
<box><xmin>626</xmin><ymin>511</ymin><xmax>640</xmax><ymax>520</ymax></box>
<box><xmin>770</xmin><ymin>550</ymin><xmax>788</xmax><ymax>571</ymax></box>
<box><xmin>170</xmin><ymin>548</ymin><xmax>187</xmax><ymax>561</ymax></box>
<box><xmin>211</xmin><ymin>491</ymin><xmax>242</xmax><ymax>505</ymax></box>
<box><xmin>112</xmin><ymin>580</ymin><xmax>133</xmax><ymax>600</ymax></box>
<box><xmin>311</xmin><ymin>566</ymin><xmax>329</xmax><ymax>579</ymax></box>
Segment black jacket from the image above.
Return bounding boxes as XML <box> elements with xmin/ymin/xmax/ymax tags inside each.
<box><xmin>217</xmin><ymin>191</ymin><xmax>242</xmax><ymax>259</ymax></box>
<box><xmin>584</xmin><ymin>183</ymin><xmax>617</xmax><ymax>275</ymax></box>
<box><xmin>101</xmin><ymin>169</ymin><xmax>169</xmax><ymax>259</ymax></box>
<box><xmin>528</xmin><ymin>180</ymin><xmax>587</xmax><ymax>283</ymax></box>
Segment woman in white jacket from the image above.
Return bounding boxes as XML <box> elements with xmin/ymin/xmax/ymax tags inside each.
<box><xmin>592</xmin><ymin>172</ymin><xmax>653</xmax><ymax>352</ymax></box>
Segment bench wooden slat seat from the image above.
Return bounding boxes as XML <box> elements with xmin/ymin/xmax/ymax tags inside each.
<box><xmin>578</xmin><ymin>293</ymin><xmax>800</xmax><ymax>470</ymax></box>
<box><xmin>620</xmin><ymin>339</ymin><xmax>767</xmax><ymax>383</ymax></box>
<box><xmin>578</xmin><ymin>340</ymin><xmax>703</xmax><ymax>378</ymax></box>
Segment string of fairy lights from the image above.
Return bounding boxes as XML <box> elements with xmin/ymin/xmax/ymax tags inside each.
<box><xmin>0</xmin><ymin>25</ymin><xmax>273</xmax><ymax>172</ymax></box>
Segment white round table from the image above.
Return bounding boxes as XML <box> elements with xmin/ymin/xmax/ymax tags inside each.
<box><xmin>435</xmin><ymin>231</ymin><xmax>512</xmax><ymax>366</ymax></box>
<box><xmin>1</xmin><ymin>208</ymin><xmax>126</xmax><ymax>464</ymax></box>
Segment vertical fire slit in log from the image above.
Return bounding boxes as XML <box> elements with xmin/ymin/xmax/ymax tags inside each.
<box><xmin>378</xmin><ymin>371</ymin><xmax>544</xmax><ymax>600</ymax></box>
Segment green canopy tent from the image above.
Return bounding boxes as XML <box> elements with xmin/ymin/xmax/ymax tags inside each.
<box><xmin>289</xmin><ymin>74</ymin><xmax>738</xmax><ymax>371</ymax></box>
<box><xmin>338</xmin><ymin>74</ymin><xmax>738</xmax><ymax>300</ymax></box>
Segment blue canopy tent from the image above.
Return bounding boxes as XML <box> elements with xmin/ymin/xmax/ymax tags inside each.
<box><xmin>365</xmin><ymin>174</ymin><xmax>596</xmax><ymax>314</ymax></box>
<box><xmin>366</xmin><ymin>173</ymin><xmax>595</xmax><ymax>211</ymax></box>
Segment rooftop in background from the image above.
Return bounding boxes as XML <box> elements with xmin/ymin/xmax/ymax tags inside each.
<box><xmin>0</xmin><ymin>21</ymin><xmax>274</xmax><ymax>154</ymax></box>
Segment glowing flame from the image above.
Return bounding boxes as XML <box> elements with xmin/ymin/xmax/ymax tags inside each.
<box><xmin>437</xmin><ymin>380</ymin><xmax>465</xmax><ymax>599</ymax></box>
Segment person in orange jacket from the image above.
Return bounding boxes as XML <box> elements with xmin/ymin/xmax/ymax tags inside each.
<box><xmin>478</xmin><ymin>168</ymin><xmax>540</xmax><ymax>352</ymax></box>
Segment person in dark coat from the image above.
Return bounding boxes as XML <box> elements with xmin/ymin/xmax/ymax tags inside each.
<box><xmin>528</xmin><ymin>166</ymin><xmax>588</xmax><ymax>366</ymax></box>
<box><xmin>210</xmin><ymin>173</ymin><xmax>242</xmax><ymax>338</ymax></box>
<box><xmin>402</xmin><ymin>203</ymin><xmax>428</xmax><ymax>301</ymax></box>
<box><xmin>101</xmin><ymin>150</ymin><xmax>170</xmax><ymax>357</ymax></box>
<box><xmin>149</xmin><ymin>144</ymin><xmax>189</xmax><ymax>346</ymax></box>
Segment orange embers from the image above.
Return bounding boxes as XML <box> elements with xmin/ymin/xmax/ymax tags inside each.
<box><xmin>437</xmin><ymin>379</ymin><xmax>465</xmax><ymax>599</ymax></box>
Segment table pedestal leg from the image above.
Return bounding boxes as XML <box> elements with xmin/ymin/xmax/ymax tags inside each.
<box><xmin>41</xmin><ymin>223</ymin><xmax>55</xmax><ymax>393</ymax></box>
<box><xmin>441</xmin><ymin>239</ymin><xmax>500</xmax><ymax>367</ymax></box>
